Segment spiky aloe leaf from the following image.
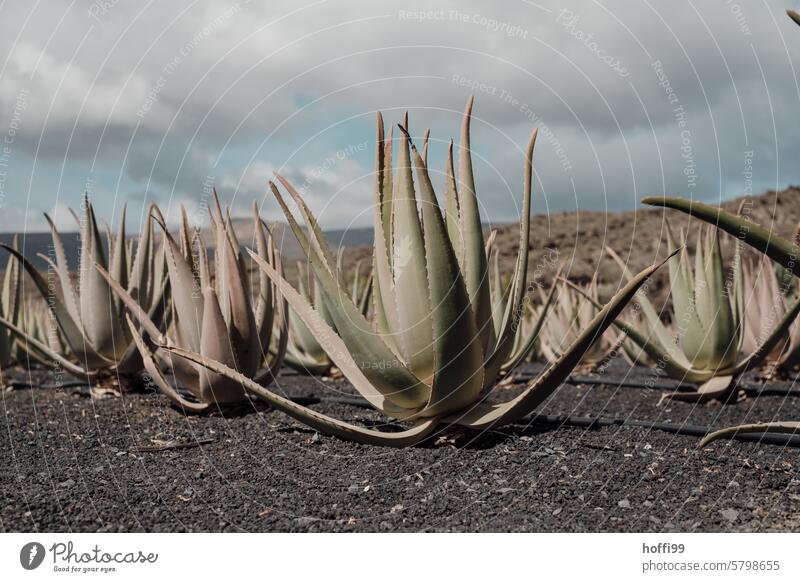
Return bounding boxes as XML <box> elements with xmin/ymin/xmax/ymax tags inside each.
<box><xmin>406</xmin><ymin>129</ymin><xmax>486</xmax><ymax>415</ymax></box>
<box><xmin>128</xmin><ymin>204</ymin><xmax>156</xmax><ymax>306</ymax></box>
<box><xmin>110</xmin><ymin>204</ymin><xmax>129</xmax><ymax>308</ymax></box>
<box><xmin>125</xmin><ymin>316</ymin><xmax>210</xmax><ymax>413</ymax></box>
<box><xmin>42</xmin><ymin>213</ymin><xmax>81</xmax><ymax>324</ymax></box>
<box><xmin>699</xmin><ymin>421</ymin><xmax>800</xmax><ymax>448</ymax></box>
<box><xmin>196</xmin><ymin>287</ymin><xmax>244</xmax><ymax>403</ymax></box>
<box><xmin>274</xmin><ymin>174</ymin><xmax>341</xmax><ymax>284</ymax></box>
<box><xmin>253</xmin><ymin>233</ymin><xmax>288</xmax><ymax>387</ymax></box>
<box><xmin>153</xmin><ymin>214</ymin><xmax>204</xmax><ymax>353</ymax></box>
<box><xmin>458</xmin><ymin>96</ymin><xmax>494</xmax><ymax>358</ymax></box>
<box><xmin>163</xmin><ymin>344</ymin><xmax>440</xmax><ymax>447</ymax></box>
<box><xmin>217</xmin><ymin>227</ymin><xmax>260</xmax><ymax>376</ymax></box>
<box><xmin>248</xmin><ymin>247</ymin><xmax>424</xmax><ymax>416</ymax></box>
<box><xmin>389</xmin><ymin>122</ymin><xmax>435</xmax><ymax>383</ymax></box>
<box><xmin>372</xmin><ymin>114</ymin><xmax>401</xmax><ymax>356</ymax></box>
<box><xmin>443</xmin><ymin>255</ymin><xmax>671</xmax><ymax>429</ymax></box>
<box><xmin>0</xmin><ymin>315</ymin><xmax>97</xmax><ymax>377</ymax></box>
<box><xmin>500</xmin><ymin>264</ymin><xmax>562</xmax><ymax>373</ymax></box>
<box><xmin>444</xmin><ymin>140</ymin><xmax>463</xmax><ymax>264</ymax></box>
<box><xmin>79</xmin><ymin>198</ymin><xmax>126</xmax><ymax>360</ymax></box>
<box><xmin>662</xmin><ymin>374</ymin><xmax>734</xmax><ymax>403</ymax></box>
<box><xmin>420</xmin><ymin>128</ymin><xmax>430</xmax><ymax>164</ymax></box>
<box><xmin>481</xmin><ymin>129</ymin><xmax>537</xmax><ymax>384</ymax></box>
<box><xmin>268</xmin><ymin>181</ymin><xmax>429</xmax><ymax>409</ymax></box>
<box><xmin>489</xmin><ymin>242</ymin><xmax>509</xmax><ymax>338</ymax></box>
<box><xmin>642</xmin><ymin>197</ymin><xmax>800</xmax><ymax>276</ymax></box>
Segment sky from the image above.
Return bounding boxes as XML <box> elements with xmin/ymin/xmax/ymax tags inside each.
<box><xmin>0</xmin><ymin>0</ymin><xmax>799</xmax><ymax>233</ymax></box>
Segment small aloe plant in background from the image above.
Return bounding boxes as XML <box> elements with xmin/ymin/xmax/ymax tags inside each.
<box><xmin>0</xmin><ymin>198</ymin><xmax>170</xmax><ymax>380</ymax></box>
<box><xmin>14</xmin><ymin>298</ymin><xmax>67</xmax><ymax>368</ymax></box>
<box><xmin>101</xmin><ymin>195</ymin><xmax>288</xmax><ymax>412</ymax></box>
<box><xmin>538</xmin><ymin>275</ymin><xmax>622</xmax><ymax>371</ymax></box>
<box><xmin>640</xmin><ymin>201</ymin><xmax>800</xmax><ymax>442</ymax></box>
<box><xmin>282</xmin><ymin>262</ymin><xmax>336</xmax><ymax>375</ymax></box>
<box><xmin>739</xmin><ymin>252</ymin><xmax>800</xmax><ymax>373</ymax></box>
<box><xmin>0</xmin><ymin>236</ymin><xmax>22</xmax><ymax>383</ymax></box>
<box><xmin>164</xmin><ymin>99</ymin><xmax>667</xmax><ymax>446</ymax></box>
<box><xmin>486</xmin><ymin>240</ymin><xmax>559</xmax><ymax>373</ymax></box>
<box><xmin>604</xmin><ymin>226</ymin><xmax>800</xmax><ymax>402</ymax></box>
<box><xmin>282</xmin><ymin>257</ymin><xmax>372</xmax><ymax>376</ymax></box>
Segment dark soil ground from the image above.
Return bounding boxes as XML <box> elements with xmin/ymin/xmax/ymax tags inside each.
<box><xmin>2</xmin><ymin>358</ymin><xmax>799</xmax><ymax>533</ymax></box>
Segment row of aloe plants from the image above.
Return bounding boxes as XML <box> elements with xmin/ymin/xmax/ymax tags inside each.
<box><xmin>1</xmin><ymin>93</ymin><xmax>799</xmax><ymax>446</ymax></box>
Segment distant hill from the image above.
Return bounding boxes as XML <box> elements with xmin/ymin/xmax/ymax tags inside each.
<box><xmin>4</xmin><ymin>187</ymin><xmax>800</xmax><ymax>312</ymax></box>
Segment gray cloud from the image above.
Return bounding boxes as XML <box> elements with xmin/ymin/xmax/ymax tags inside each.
<box><xmin>1</xmin><ymin>0</ymin><xmax>799</xmax><ymax>231</ymax></box>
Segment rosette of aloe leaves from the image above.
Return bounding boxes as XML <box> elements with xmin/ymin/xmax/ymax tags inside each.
<box><xmin>162</xmin><ymin>98</ymin><xmax>668</xmax><ymax>447</ymax></box>
<box><xmin>601</xmin><ymin>226</ymin><xmax>800</xmax><ymax>403</ymax></box>
<box><xmin>638</xmin><ymin>195</ymin><xmax>800</xmax><ymax>443</ymax></box>
<box><xmin>99</xmin><ymin>195</ymin><xmax>288</xmax><ymax>412</ymax></box>
<box><xmin>0</xmin><ymin>198</ymin><xmax>170</xmax><ymax>381</ymax></box>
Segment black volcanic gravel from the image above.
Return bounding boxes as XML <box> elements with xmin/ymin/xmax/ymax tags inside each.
<box><xmin>2</xmin><ymin>358</ymin><xmax>799</xmax><ymax>532</ymax></box>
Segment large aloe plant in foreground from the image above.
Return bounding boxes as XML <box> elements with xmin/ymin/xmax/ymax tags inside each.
<box><xmin>102</xmin><ymin>196</ymin><xmax>288</xmax><ymax>412</ymax></box>
<box><xmin>0</xmin><ymin>199</ymin><xmax>169</xmax><ymax>379</ymax></box>
<box><xmin>605</xmin><ymin>228</ymin><xmax>800</xmax><ymax>402</ymax></box>
<box><xmin>165</xmin><ymin>99</ymin><xmax>667</xmax><ymax>446</ymax></box>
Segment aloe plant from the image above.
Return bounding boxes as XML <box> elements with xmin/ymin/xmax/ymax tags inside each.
<box><xmin>12</xmin><ymin>298</ymin><xmax>66</xmax><ymax>368</ymax></box>
<box><xmin>739</xmin><ymin>253</ymin><xmax>800</xmax><ymax>369</ymax></box>
<box><xmin>487</xmin><ymin>242</ymin><xmax>559</xmax><ymax>372</ymax></box>
<box><xmin>163</xmin><ymin>99</ymin><xmax>667</xmax><ymax>446</ymax></box>
<box><xmin>539</xmin><ymin>275</ymin><xmax>621</xmax><ymax>370</ymax></box>
<box><xmin>604</xmin><ymin>225</ymin><xmax>800</xmax><ymax>402</ymax></box>
<box><xmin>0</xmin><ymin>199</ymin><xmax>170</xmax><ymax>379</ymax></box>
<box><xmin>101</xmin><ymin>196</ymin><xmax>288</xmax><ymax>411</ymax></box>
<box><xmin>282</xmin><ymin>262</ymin><xmax>335</xmax><ymax>375</ymax></box>
<box><xmin>0</xmin><ymin>236</ymin><xmax>22</xmax><ymax>383</ymax></box>
<box><xmin>639</xmin><ymin>195</ymin><xmax>800</xmax><ymax>438</ymax></box>
<box><xmin>281</xmin><ymin>258</ymin><xmax>373</xmax><ymax>376</ymax></box>
<box><xmin>348</xmin><ymin>259</ymin><xmax>373</xmax><ymax>318</ymax></box>
<box><xmin>619</xmin><ymin>311</ymin><xmax>659</xmax><ymax>368</ymax></box>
